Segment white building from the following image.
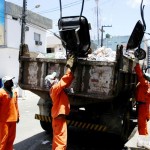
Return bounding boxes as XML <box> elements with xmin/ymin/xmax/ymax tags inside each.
<box><xmin>47</xmin><ymin>35</ymin><xmax>66</xmax><ymax>55</ymax></box>
<box><xmin>0</xmin><ymin>1</ymin><xmax>52</xmax><ymax>85</ymax></box>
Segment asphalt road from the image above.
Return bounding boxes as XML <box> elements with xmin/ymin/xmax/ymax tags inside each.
<box><xmin>13</xmin><ymin>90</ymin><xmax>48</xmax><ymax>150</ymax></box>
<box><xmin>13</xmin><ymin>90</ymin><xmax>134</xmax><ymax>150</ymax></box>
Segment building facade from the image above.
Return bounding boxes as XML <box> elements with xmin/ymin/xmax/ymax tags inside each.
<box><xmin>102</xmin><ymin>35</ymin><xmax>148</xmax><ymax>51</ymax></box>
<box><xmin>0</xmin><ymin>1</ymin><xmax>52</xmax><ymax>84</ymax></box>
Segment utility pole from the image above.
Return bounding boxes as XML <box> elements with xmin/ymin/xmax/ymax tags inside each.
<box><xmin>21</xmin><ymin>0</ymin><xmax>27</xmax><ymax>44</ymax></box>
<box><xmin>96</xmin><ymin>1</ymin><xmax>99</xmax><ymax>45</ymax></box>
<box><xmin>100</xmin><ymin>25</ymin><xmax>112</xmax><ymax>47</ymax></box>
<box><xmin>95</xmin><ymin>0</ymin><xmax>99</xmax><ymax>45</ymax></box>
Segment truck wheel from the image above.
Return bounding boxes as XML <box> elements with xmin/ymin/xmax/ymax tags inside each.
<box><xmin>120</xmin><ymin>110</ymin><xmax>130</xmax><ymax>143</ymax></box>
<box><xmin>40</xmin><ymin>121</ymin><xmax>52</xmax><ymax>133</ymax></box>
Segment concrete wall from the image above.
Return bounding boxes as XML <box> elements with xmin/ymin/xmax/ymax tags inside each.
<box><xmin>6</xmin><ymin>14</ymin><xmax>47</xmax><ymax>53</ymax></box>
<box><xmin>5</xmin><ymin>15</ymin><xmax>21</xmax><ymax>49</ymax></box>
<box><xmin>47</xmin><ymin>35</ymin><xmax>65</xmax><ymax>53</ymax></box>
<box><xmin>0</xmin><ymin>48</ymin><xmax>19</xmax><ymax>85</ymax></box>
<box><xmin>25</xmin><ymin>25</ymin><xmax>47</xmax><ymax>53</ymax></box>
<box><xmin>0</xmin><ymin>14</ymin><xmax>49</xmax><ymax>85</ymax></box>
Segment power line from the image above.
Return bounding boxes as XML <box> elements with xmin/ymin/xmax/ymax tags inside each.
<box><xmin>37</xmin><ymin>0</ymin><xmax>90</xmax><ymax>14</ymax></box>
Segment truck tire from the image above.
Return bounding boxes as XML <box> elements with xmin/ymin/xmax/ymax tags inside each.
<box><xmin>120</xmin><ymin>110</ymin><xmax>130</xmax><ymax>143</ymax></box>
<box><xmin>40</xmin><ymin>121</ymin><xmax>52</xmax><ymax>133</ymax></box>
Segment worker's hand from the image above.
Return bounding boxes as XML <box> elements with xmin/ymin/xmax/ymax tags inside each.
<box><xmin>66</xmin><ymin>54</ymin><xmax>77</xmax><ymax>73</ymax></box>
<box><xmin>66</xmin><ymin>55</ymin><xmax>75</xmax><ymax>68</ymax></box>
<box><xmin>17</xmin><ymin>118</ymin><xmax>19</xmax><ymax>123</ymax></box>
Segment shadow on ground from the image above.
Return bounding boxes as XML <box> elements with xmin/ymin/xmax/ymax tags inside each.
<box><xmin>68</xmin><ymin>127</ymin><xmax>124</xmax><ymax>150</ymax></box>
<box><xmin>14</xmin><ymin>125</ymin><xmax>135</xmax><ymax>150</ymax></box>
<box><xmin>14</xmin><ymin>131</ymin><xmax>52</xmax><ymax>150</ymax></box>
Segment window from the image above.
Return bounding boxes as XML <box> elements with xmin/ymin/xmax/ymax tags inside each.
<box><xmin>47</xmin><ymin>48</ymin><xmax>54</xmax><ymax>53</ymax></box>
<box><xmin>34</xmin><ymin>33</ymin><xmax>40</xmax><ymax>41</ymax></box>
<box><xmin>12</xmin><ymin>16</ymin><xmax>18</xmax><ymax>20</ymax></box>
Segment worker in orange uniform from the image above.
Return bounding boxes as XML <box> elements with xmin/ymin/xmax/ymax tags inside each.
<box><xmin>45</xmin><ymin>55</ymin><xmax>77</xmax><ymax>150</ymax></box>
<box><xmin>0</xmin><ymin>76</ymin><xmax>20</xmax><ymax>150</ymax></box>
<box><xmin>134</xmin><ymin>59</ymin><xmax>150</xmax><ymax>135</ymax></box>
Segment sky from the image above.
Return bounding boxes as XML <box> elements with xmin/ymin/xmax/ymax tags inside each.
<box><xmin>0</xmin><ymin>0</ymin><xmax>4</xmax><ymax>24</ymax></box>
<box><xmin>5</xmin><ymin>0</ymin><xmax>150</xmax><ymax>45</ymax></box>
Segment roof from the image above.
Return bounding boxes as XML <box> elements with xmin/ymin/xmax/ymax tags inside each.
<box><xmin>5</xmin><ymin>1</ymin><xmax>52</xmax><ymax>30</ymax></box>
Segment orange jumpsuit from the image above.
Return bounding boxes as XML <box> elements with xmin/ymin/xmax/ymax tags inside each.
<box><xmin>50</xmin><ymin>68</ymin><xmax>74</xmax><ymax>150</ymax></box>
<box><xmin>0</xmin><ymin>88</ymin><xmax>19</xmax><ymax>150</ymax></box>
<box><xmin>135</xmin><ymin>64</ymin><xmax>150</xmax><ymax>135</ymax></box>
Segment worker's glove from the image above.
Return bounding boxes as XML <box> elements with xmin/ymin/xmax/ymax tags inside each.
<box><xmin>66</xmin><ymin>54</ymin><xmax>77</xmax><ymax>73</ymax></box>
<box><xmin>66</xmin><ymin>55</ymin><xmax>76</xmax><ymax>68</ymax></box>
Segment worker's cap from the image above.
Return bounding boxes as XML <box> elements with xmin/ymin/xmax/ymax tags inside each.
<box><xmin>45</xmin><ymin>72</ymin><xmax>58</xmax><ymax>88</ymax></box>
<box><xmin>2</xmin><ymin>76</ymin><xmax>15</xmax><ymax>85</ymax></box>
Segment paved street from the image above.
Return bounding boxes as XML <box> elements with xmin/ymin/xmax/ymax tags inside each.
<box><xmin>13</xmin><ymin>90</ymin><xmax>52</xmax><ymax>150</ymax></box>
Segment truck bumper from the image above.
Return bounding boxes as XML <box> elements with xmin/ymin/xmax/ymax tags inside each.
<box><xmin>35</xmin><ymin>114</ymin><xmax>107</xmax><ymax>132</ymax></box>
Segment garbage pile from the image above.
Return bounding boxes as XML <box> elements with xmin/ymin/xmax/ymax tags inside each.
<box><xmin>87</xmin><ymin>46</ymin><xmax>116</xmax><ymax>61</ymax></box>
<box><xmin>35</xmin><ymin>46</ymin><xmax>116</xmax><ymax>62</ymax></box>
<box><xmin>36</xmin><ymin>51</ymin><xmax>66</xmax><ymax>59</ymax></box>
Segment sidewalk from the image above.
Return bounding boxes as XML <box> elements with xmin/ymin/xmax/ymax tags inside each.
<box><xmin>16</xmin><ymin>87</ymin><xmax>40</xmax><ymax>100</ymax></box>
<box><xmin>125</xmin><ymin>121</ymin><xmax>150</xmax><ymax>149</ymax></box>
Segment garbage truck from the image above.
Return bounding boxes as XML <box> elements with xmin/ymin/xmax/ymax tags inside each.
<box><xmin>18</xmin><ymin>44</ymin><xmax>137</xmax><ymax>142</ymax></box>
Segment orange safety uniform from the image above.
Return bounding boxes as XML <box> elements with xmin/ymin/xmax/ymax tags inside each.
<box><xmin>50</xmin><ymin>68</ymin><xmax>74</xmax><ymax>150</ymax></box>
<box><xmin>0</xmin><ymin>88</ymin><xmax>19</xmax><ymax>150</ymax></box>
<box><xmin>134</xmin><ymin>63</ymin><xmax>150</xmax><ymax>135</ymax></box>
